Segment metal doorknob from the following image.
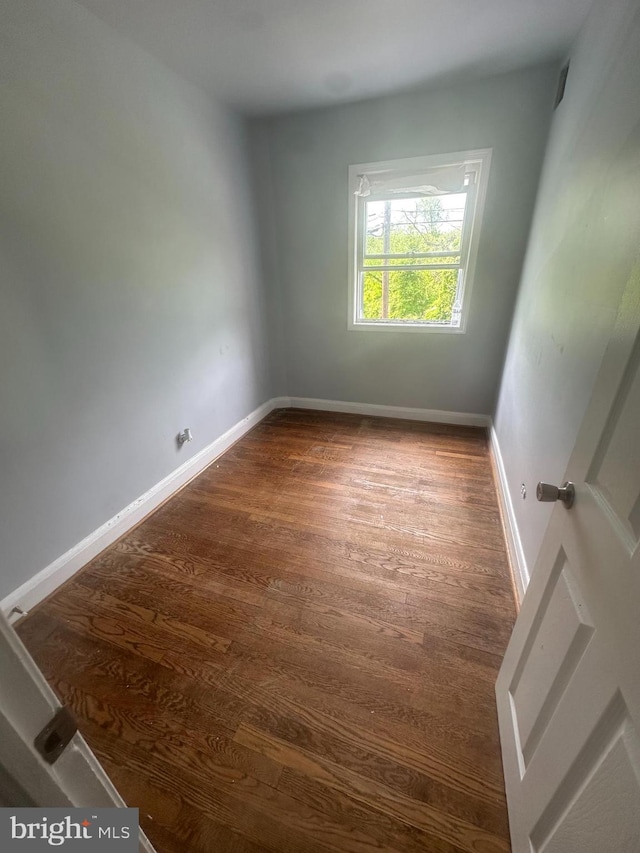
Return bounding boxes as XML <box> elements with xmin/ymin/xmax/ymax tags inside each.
<box><xmin>536</xmin><ymin>481</ymin><xmax>575</xmax><ymax>509</ymax></box>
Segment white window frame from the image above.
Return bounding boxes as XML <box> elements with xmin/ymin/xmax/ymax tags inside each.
<box><xmin>347</xmin><ymin>148</ymin><xmax>492</xmax><ymax>333</ymax></box>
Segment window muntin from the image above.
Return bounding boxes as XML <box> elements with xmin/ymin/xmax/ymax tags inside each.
<box><xmin>348</xmin><ymin>151</ymin><xmax>491</xmax><ymax>332</ymax></box>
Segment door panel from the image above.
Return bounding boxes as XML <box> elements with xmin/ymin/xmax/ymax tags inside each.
<box><xmin>531</xmin><ymin>697</ymin><xmax>640</xmax><ymax>853</ymax></box>
<box><xmin>509</xmin><ymin>550</ymin><xmax>594</xmax><ymax>772</ymax></box>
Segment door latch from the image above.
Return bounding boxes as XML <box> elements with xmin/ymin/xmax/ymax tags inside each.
<box><xmin>34</xmin><ymin>706</ymin><xmax>77</xmax><ymax>764</ymax></box>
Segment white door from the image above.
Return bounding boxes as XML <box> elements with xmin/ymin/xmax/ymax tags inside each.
<box><xmin>0</xmin><ymin>610</ymin><xmax>156</xmax><ymax>851</ymax></box>
<box><xmin>496</xmin><ymin>277</ymin><xmax>640</xmax><ymax>851</ymax></box>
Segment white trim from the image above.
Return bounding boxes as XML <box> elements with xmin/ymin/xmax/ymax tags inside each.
<box><xmin>1</xmin><ymin>397</ymin><xmax>290</xmax><ymax>622</ymax></box>
<box><xmin>288</xmin><ymin>396</ymin><xmax>491</xmax><ymax>427</ymax></box>
<box><xmin>347</xmin><ymin>321</ymin><xmax>466</xmax><ymax>335</ymax></box>
<box><xmin>1</xmin><ymin>393</ymin><xmax>490</xmax><ymax>620</ymax></box>
<box><xmin>489</xmin><ymin>424</ymin><xmax>528</xmax><ymax>604</ymax></box>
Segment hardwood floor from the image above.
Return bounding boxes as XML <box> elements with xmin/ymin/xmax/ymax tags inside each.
<box><xmin>17</xmin><ymin>408</ymin><xmax>516</xmax><ymax>853</ymax></box>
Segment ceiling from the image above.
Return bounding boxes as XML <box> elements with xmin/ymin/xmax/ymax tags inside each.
<box><xmin>74</xmin><ymin>0</ymin><xmax>594</xmax><ymax>115</ymax></box>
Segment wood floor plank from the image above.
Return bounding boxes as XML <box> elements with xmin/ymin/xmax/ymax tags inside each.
<box><xmin>54</xmin><ymin>677</ymin><xmax>283</xmax><ymax>788</ymax></box>
<box><xmin>16</xmin><ymin>409</ymin><xmax>515</xmax><ymax>852</ymax></box>
<box><xmin>233</xmin><ymin>701</ymin><xmax>509</xmax><ymax>836</ymax></box>
<box><xmin>234</xmin><ymin>723</ymin><xmax>509</xmax><ymax>853</ymax></box>
<box><xmin>214</xmin><ymin>668</ymin><xmax>507</xmax><ymax>803</ymax></box>
<box><xmin>92</xmin><ymin>728</ymin><xmax>408</xmax><ymax>853</ymax></box>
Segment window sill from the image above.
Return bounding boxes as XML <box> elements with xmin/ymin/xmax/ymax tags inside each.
<box><xmin>348</xmin><ymin>320</ymin><xmax>466</xmax><ymax>334</ymax></box>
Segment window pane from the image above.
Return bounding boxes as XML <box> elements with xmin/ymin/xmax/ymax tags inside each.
<box><xmin>361</xmin><ymin>269</ymin><xmax>459</xmax><ymax>323</ymax></box>
<box><xmin>365</xmin><ymin>194</ymin><xmax>467</xmax><ymax>258</ymax></box>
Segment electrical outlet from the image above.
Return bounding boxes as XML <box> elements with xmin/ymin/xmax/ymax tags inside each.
<box><xmin>521</xmin><ymin>483</ymin><xmax>527</xmax><ymax>499</ymax></box>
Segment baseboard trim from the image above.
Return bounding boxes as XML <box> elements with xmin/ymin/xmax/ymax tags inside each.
<box><xmin>488</xmin><ymin>425</ymin><xmax>528</xmax><ymax>606</ymax></box>
<box><xmin>2</xmin><ymin>393</ymin><xmax>491</xmax><ymax>622</ymax></box>
<box><xmin>1</xmin><ymin>397</ymin><xmax>288</xmax><ymax>623</ymax></box>
<box><xmin>287</xmin><ymin>397</ymin><xmax>491</xmax><ymax>428</ymax></box>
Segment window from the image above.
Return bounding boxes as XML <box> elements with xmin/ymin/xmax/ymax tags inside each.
<box><xmin>348</xmin><ymin>149</ymin><xmax>491</xmax><ymax>332</ymax></box>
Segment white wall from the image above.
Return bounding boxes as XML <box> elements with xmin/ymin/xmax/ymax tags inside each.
<box><xmin>0</xmin><ymin>0</ymin><xmax>275</xmax><ymax>598</ymax></box>
<box><xmin>254</xmin><ymin>64</ymin><xmax>558</xmax><ymax>414</ymax></box>
<box><xmin>494</xmin><ymin>0</ymin><xmax>640</xmax><ymax>576</ymax></box>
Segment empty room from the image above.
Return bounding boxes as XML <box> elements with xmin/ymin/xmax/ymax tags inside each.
<box><xmin>1</xmin><ymin>0</ymin><xmax>639</xmax><ymax>851</ymax></box>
